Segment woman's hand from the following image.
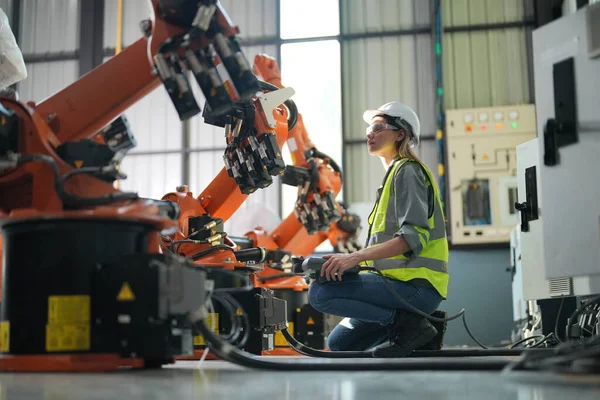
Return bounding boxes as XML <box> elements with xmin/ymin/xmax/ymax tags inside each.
<box><xmin>320</xmin><ymin>252</ymin><xmax>363</xmax><ymax>281</ymax></box>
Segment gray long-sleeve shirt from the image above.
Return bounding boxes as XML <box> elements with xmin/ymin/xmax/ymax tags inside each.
<box><xmin>390</xmin><ymin>162</ymin><xmax>434</xmax><ymax>257</ymax></box>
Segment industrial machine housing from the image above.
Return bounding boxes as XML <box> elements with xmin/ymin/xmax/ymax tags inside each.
<box><xmin>512</xmin><ymin>2</ymin><xmax>600</xmax><ymax>340</ymax></box>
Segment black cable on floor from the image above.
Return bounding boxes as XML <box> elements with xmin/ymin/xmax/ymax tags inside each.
<box><xmin>195</xmin><ymin>320</ymin><xmax>512</xmax><ymax>371</ymax></box>
<box><xmin>509</xmin><ymin>335</ymin><xmax>545</xmax><ymax>349</ymax></box>
<box><xmin>280</xmin><ymin>327</ymin><xmax>548</xmax><ymax>359</ymax></box>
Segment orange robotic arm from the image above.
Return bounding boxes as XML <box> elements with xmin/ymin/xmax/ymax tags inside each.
<box><xmin>250</xmin><ymin>54</ymin><xmax>362</xmax><ymax>257</ymax></box>
<box><xmin>0</xmin><ymin>1</ymin><xmax>273</xmax><ymax>214</ymax></box>
<box><xmin>0</xmin><ymin>1</ymin><xmax>300</xmax><ymax>369</ymax></box>
<box><xmin>0</xmin><ymin>0</ymin><xmax>294</xmax><ymax>287</ymax></box>
<box><xmin>157</xmin><ymin>48</ymin><xmax>297</xmax><ymax>266</ymax></box>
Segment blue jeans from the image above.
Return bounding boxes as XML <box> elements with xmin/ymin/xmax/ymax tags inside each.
<box><xmin>308</xmin><ymin>273</ymin><xmax>442</xmax><ymax>351</ymax></box>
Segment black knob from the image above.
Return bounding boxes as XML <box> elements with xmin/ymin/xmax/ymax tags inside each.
<box><xmin>514</xmin><ymin>202</ymin><xmax>529</xmax><ymax>212</ymax></box>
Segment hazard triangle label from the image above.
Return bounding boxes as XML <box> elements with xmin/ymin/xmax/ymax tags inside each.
<box><xmin>117</xmin><ymin>282</ymin><xmax>135</xmax><ymax>301</ymax></box>
<box><xmin>307</xmin><ymin>317</ymin><xmax>315</xmax><ymax>325</ymax></box>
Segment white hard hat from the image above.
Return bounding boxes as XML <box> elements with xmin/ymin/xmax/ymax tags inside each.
<box><xmin>363</xmin><ymin>101</ymin><xmax>421</xmax><ymax>147</ymax></box>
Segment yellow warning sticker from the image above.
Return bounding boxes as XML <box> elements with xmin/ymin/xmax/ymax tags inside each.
<box><xmin>117</xmin><ymin>282</ymin><xmax>135</xmax><ymax>301</ymax></box>
<box><xmin>0</xmin><ymin>321</ymin><xmax>10</xmax><ymax>352</ymax></box>
<box><xmin>74</xmin><ymin>160</ymin><xmax>84</xmax><ymax>168</ymax></box>
<box><xmin>193</xmin><ymin>313</ymin><xmax>219</xmax><ymax>347</ymax></box>
<box><xmin>234</xmin><ymin>308</ymin><xmax>243</xmax><ymax>316</ymax></box>
<box><xmin>46</xmin><ymin>324</ymin><xmax>90</xmax><ymax>352</ymax></box>
<box><xmin>48</xmin><ymin>296</ymin><xmax>90</xmax><ymax>324</ymax></box>
<box><xmin>306</xmin><ymin>317</ymin><xmax>315</xmax><ymax>325</ymax></box>
<box><xmin>275</xmin><ymin>322</ymin><xmax>293</xmax><ymax>347</ymax></box>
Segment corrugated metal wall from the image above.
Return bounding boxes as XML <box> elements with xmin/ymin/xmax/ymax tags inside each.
<box><xmin>103</xmin><ymin>0</ymin><xmax>278</xmax><ymax>51</ymax></box>
<box><xmin>16</xmin><ymin>0</ymin><xmax>80</xmax><ymax>102</ymax></box>
<box><xmin>18</xmin><ymin>61</ymin><xmax>79</xmax><ymax>102</ymax></box>
<box><xmin>104</xmin><ymin>0</ymin><xmax>152</xmax><ymax>49</ymax></box>
<box><xmin>0</xmin><ymin>0</ymin><xmax>11</xmax><ymax>23</ymax></box>
<box><xmin>342</xmin><ymin>0</ymin><xmax>436</xmax><ymax>204</ymax></box>
<box><xmin>443</xmin><ymin>28</ymin><xmax>530</xmax><ymax>109</ymax></box>
<box><xmin>102</xmin><ymin>0</ymin><xmax>181</xmax><ymax>204</ymax></box>
<box><xmin>442</xmin><ymin>0</ymin><xmax>531</xmax><ymax>109</ymax></box>
<box><xmin>341</xmin><ymin>0</ymin><xmax>430</xmax><ymax>33</ymax></box>
<box><xmin>342</xmin><ymin>0</ymin><xmax>534</xmax><ymax>206</ymax></box>
<box><xmin>20</xmin><ymin>0</ymin><xmax>79</xmax><ymax>53</ymax></box>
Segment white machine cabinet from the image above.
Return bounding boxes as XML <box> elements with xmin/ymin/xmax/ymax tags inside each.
<box><xmin>518</xmin><ymin>3</ymin><xmax>600</xmax><ymax>295</ymax></box>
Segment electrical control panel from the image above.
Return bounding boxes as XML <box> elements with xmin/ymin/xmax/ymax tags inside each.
<box><xmin>445</xmin><ymin>104</ymin><xmax>536</xmax><ymax>245</ymax></box>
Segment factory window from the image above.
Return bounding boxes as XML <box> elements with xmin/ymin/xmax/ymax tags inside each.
<box><xmin>280</xmin><ymin>0</ymin><xmax>340</xmax><ymax>39</ymax></box>
<box><xmin>280</xmin><ymin>40</ymin><xmax>342</xmax><ymax>220</ymax></box>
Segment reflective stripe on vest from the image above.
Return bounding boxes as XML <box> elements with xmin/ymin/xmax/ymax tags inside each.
<box><xmin>363</xmin><ymin>158</ymin><xmax>449</xmax><ymax>299</ymax></box>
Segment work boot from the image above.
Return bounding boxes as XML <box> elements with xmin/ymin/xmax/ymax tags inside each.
<box><xmin>373</xmin><ymin>310</ymin><xmax>438</xmax><ymax>358</ymax></box>
<box><xmin>416</xmin><ymin>310</ymin><xmax>447</xmax><ymax>351</ymax></box>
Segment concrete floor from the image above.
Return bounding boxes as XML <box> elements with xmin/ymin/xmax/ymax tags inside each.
<box><xmin>0</xmin><ymin>358</ymin><xmax>599</xmax><ymax>400</ymax></box>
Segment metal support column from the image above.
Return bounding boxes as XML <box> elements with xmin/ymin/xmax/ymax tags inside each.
<box><xmin>433</xmin><ymin>0</ymin><xmax>446</xmax><ymax>216</ymax></box>
<box><xmin>79</xmin><ymin>0</ymin><xmax>105</xmax><ymax>76</ymax></box>
<box><xmin>524</xmin><ymin>0</ymin><xmax>536</xmax><ymax>103</ymax></box>
<box><xmin>339</xmin><ymin>0</ymin><xmax>348</xmax><ymax>206</ymax></box>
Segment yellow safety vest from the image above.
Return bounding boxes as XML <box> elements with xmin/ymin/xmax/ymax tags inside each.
<box><xmin>363</xmin><ymin>157</ymin><xmax>449</xmax><ymax>298</ymax></box>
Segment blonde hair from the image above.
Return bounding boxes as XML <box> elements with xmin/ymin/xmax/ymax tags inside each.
<box><xmin>395</xmin><ymin>128</ymin><xmax>440</xmax><ymax>193</ymax></box>
<box><xmin>378</xmin><ymin>114</ymin><xmax>421</xmax><ymax>163</ymax></box>
<box><xmin>396</xmin><ymin>130</ymin><xmax>422</xmax><ymax>163</ymax></box>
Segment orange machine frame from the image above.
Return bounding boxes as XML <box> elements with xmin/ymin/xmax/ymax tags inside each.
<box><xmin>0</xmin><ymin>0</ymin><xmax>292</xmax><ymax>371</ymax></box>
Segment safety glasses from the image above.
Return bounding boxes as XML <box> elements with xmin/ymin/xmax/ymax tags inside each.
<box><xmin>365</xmin><ymin>122</ymin><xmax>399</xmax><ymax>136</ymax></box>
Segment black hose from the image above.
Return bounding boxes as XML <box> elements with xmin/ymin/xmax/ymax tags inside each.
<box><xmin>529</xmin><ymin>333</ymin><xmax>556</xmax><ymax>348</ymax></box>
<box><xmin>509</xmin><ymin>335</ymin><xmax>545</xmax><ymax>349</ymax></box>
<box><xmin>257</xmin><ymin>273</ymin><xmax>298</xmax><ymax>282</ymax></box>
<box><xmin>210</xmin><ymin>294</ymin><xmax>241</xmax><ymax>343</ymax></box>
<box><xmin>233</xmin><ymin>247</ymin><xmax>267</xmax><ymax>263</ymax></box>
<box><xmin>213</xmin><ymin>292</ymin><xmax>250</xmax><ymax>349</ymax></box>
<box><xmin>195</xmin><ymin>321</ymin><xmax>512</xmax><ymax>371</ymax></box>
<box><xmin>222</xmin><ymin>292</ymin><xmax>250</xmax><ymax>348</ymax></box>
<box><xmin>189</xmin><ymin>244</ymin><xmax>234</xmax><ymax>260</ymax></box>
<box><xmin>368</xmin><ymin>269</ymin><xmax>465</xmax><ymax>323</ymax></box>
<box><xmin>210</xmin><ymin>293</ymin><xmax>250</xmax><ymax>349</ymax></box>
<box><xmin>257</xmin><ymin>80</ymin><xmax>298</xmax><ymax>131</ymax></box>
<box><xmin>281</xmin><ymin>328</ymin><xmax>547</xmax><ymax>358</ymax></box>
<box><xmin>282</xmin><ymin>329</ymin><xmax>373</xmax><ymax>358</ymax></box>
<box><xmin>311</xmin><ymin>147</ymin><xmax>343</xmax><ymax>181</ymax></box>
<box><xmin>14</xmin><ymin>154</ymin><xmax>139</xmax><ymax>207</ymax></box>
<box><xmin>284</xmin><ymin>99</ymin><xmax>298</xmax><ymax>131</ymax></box>
<box><xmin>507</xmin><ymin>345</ymin><xmax>600</xmax><ymax>373</ymax></box>
<box><xmin>62</xmin><ymin>166</ymin><xmax>105</xmax><ymax>182</ymax></box>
